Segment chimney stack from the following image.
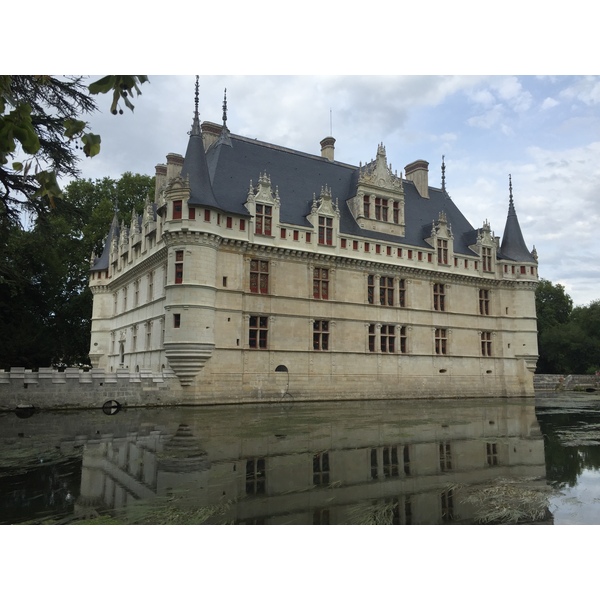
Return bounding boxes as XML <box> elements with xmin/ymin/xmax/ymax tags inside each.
<box><xmin>202</xmin><ymin>121</ymin><xmax>222</xmax><ymax>151</ymax></box>
<box><xmin>165</xmin><ymin>153</ymin><xmax>184</xmax><ymax>181</ymax></box>
<box><xmin>320</xmin><ymin>136</ymin><xmax>336</xmax><ymax>161</ymax></box>
<box><xmin>154</xmin><ymin>164</ymin><xmax>167</xmax><ymax>202</ymax></box>
<box><xmin>404</xmin><ymin>160</ymin><xmax>429</xmax><ymax>198</ymax></box>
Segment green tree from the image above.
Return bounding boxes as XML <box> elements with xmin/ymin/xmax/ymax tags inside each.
<box><xmin>0</xmin><ymin>75</ymin><xmax>148</xmax><ymax>223</ymax></box>
<box><xmin>0</xmin><ymin>172</ymin><xmax>154</xmax><ymax>369</ymax></box>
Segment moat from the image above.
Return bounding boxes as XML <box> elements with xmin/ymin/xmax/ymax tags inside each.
<box><xmin>1</xmin><ymin>393</ymin><xmax>598</xmax><ymax>525</ymax></box>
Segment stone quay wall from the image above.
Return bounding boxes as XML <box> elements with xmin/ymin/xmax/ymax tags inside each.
<box><xmin>534</xmin><ymin>373</ymin><xmax>599</xmax><ymax>391</ymax></box>
<box><xmin>0</xmin><ymin>367</ymin><xmax>183</xmax><ymax>412</ymax></box>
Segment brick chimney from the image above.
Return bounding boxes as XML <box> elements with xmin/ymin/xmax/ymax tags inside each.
<box><xmin>404</xmin><ymin>160</ymin><xmax>429</xmax><ymax>199</ymax></box>
<box><xmin>320</xmin><ymin>136</ymin><xmax>335</xmax><ymax>161</ymax></box>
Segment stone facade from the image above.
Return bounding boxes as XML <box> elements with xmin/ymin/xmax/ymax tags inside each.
<box><xmin>88</xmin><ymin>83</ymin><xmax>539</xmax><ymax>403</ymax></box>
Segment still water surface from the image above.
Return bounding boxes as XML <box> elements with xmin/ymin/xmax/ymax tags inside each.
<box><xmin>1</xmin><ymin>393</ymin><xmax>599</xmax><ymax>524</ymax></box>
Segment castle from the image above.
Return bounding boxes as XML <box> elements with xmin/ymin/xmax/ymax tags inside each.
<box><xmin>88</xmin><ymin>80</ymin><xmax>539</xmax><ymax>403</ymax></box>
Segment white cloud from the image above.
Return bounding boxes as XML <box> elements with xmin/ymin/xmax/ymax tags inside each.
<box><xmin>541</xmin><ymin>97</ymin><xmax>559</xmax><ymax>110</ymax></box>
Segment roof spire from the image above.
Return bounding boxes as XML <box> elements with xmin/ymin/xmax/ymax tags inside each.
<box><xmin>508</xmin><ymin>173</ymin><xmax>515</xmax><ymax>213</ymax></box>
<box><xmin>222</xmin><ymin>88</ymin><xmax>228</xmax><ymax>128</ymax></box>
<box><xmin>500</xmin><ymin>174</ymin><xmax>534</xmax><ymax>262</ymax></box>
<box><xmin>441</xmin><ymin>155</ymin><xmax>446</xmax><ymax>192</ymax></box>
<box><xmin>190</xmin><ymin>75</ymin><xmax>201</xmax><ymax>136</ymax></box>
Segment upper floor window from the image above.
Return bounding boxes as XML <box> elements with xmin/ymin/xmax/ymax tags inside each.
<box><xmin>367</xmin><ymin>275</ymin><xmax>375</xmax><ymax>304</ymax></box>
<box><xmin>318</xmin><ymin>216</ymin><xmax>333</xmax><ymax>246</ymax></box>
<box><xmin>204</xmin><ymin>209</ymin><xmax>211</xmax><ymax>222</ymax></box>
<box><xmin>399</xmin><ymin>325</ymin><xmax>407</xmax><ymax>354</ymax></box>
<box><xmin>363</xmin><ymin>195</ymin><xmax>371</xmax><ymax>219</ymax></box>
<box><xmin>255</xmin><ymin>203</ymin><xmax>272</xmax><ymax>235</ymax></box>
<box><xmin>482</xmin><ymin>247</ymin><xmax>492</xmax><ymax>272</ymax></box>
<box><xmin>380</xmin><ymin>276</ymin><xmax>394</xmax><ymax>306</ymax></box>
<box><xmin>399</xmin><ymin>279</ymin><xmax>406</xmax><ymax>308</ymax></box>
<box><xmin>380</xmin><ymin>325</ymin><xmax>395</xmax><ymax>353</ymax></box>
<box><xmin>250</xmin><ymin>259</ymin><xmax>269</xmax><ymax>294</ymax></box>
<box><xmin>479</xmin><ymin>289</ymin><xmax>490</xmax><ymax>315</ymax></box>
<box><xmin>188</xmin><ymin>207</ymin><xmax>196</xmax><ymax>220</ymax></box>
<box><xmin>175</xmin><ymin>250</ymin><xmax>184</xmax><ymax>284</ymax></box>
<box><xmin>148</xmin><ymin>271</ymin><xmax>154</xmax><ymax>302</ymax></box>
<box><xmin>375</xmin><ymin>197</ymin><xmax>388</xmax><ymax>221</ymax></box>
<box><xmin>433</xmin><ymin>283</ymin><xmax>446</xmax><ymax>311</ymax></box>
<box><xmin>437</xmin><ymin>239</ymin><xmax>448</xmax><ymax>264</ymax></box>
<box><xmin>172</xmin><ymin>200</ymin><xmax>182</xmax><ymax>220</ymax></box>
<box><xmin>393</xmin><ymin>201</ymin><xmax>400</xmax><ymax>224</ymax></box>
<box><xmin>313</xmin><ymin>268</ymin><xmax>329</xmax><ymax>300</ymax></box>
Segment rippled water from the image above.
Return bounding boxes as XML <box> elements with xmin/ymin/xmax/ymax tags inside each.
<box><xmin>1</xmin><ymin>393</ymin><xmax>599</xmax><ymax>524</ymax></box>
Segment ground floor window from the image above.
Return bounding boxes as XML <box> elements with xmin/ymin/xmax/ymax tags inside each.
<box><xmin>249</xmin><ymin>316</ymin><xmax>268</xmax><ymax>349</ymax></box>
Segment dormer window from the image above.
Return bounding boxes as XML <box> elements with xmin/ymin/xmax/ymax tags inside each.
<box><xmin>375</xmin><ymin>197</ymin><xmax>388</xmax><ymax>221</ymax></box>
<box><xmin>255</xmin><ymin>203</ymin><xmax>272</xmax><ymax>235</ymax></box>
<box><xmin>437</xmin><ymin>239</ymin><xmax>448</xmax><ymax>265</ymax></box>
<box><xmin>318</xmin><ymin>216</ymin><xmax>333</xmax><ymax>246</ymax></box>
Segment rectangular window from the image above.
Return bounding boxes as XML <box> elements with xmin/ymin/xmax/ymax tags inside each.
<box><xmin>407</xmin><ymin>250</ymin><xmax>413</xmax><ymax>259</ymax></box>
<box><xmin>368</xmin><ymin>323</ymin><xmax>376</xmax><ymax>352</ymax></box>
<box><xmin>393</xmin><ymin>201</ymin><xmax>400</xmax><ymax>224</ymax></box>
<box><xmin>482</xmin><ymin>246</ymin><xmax>492</xmax><ymax>272</ymax></box>
<box><xmin>280</xmin><ymin>228</ymin><xmax>286</xmax><ymax>239</ymax></box>
<box><xmin>465</xmin><ymin>259</ymin><xmax>469</xmax><ymax>268</ymax></box>
<box><xmin>437</xmin><ymin>239</ymin><xmax>448</xmax><ymax>264</ymax></box>
<box><xmin>367</xmin><ymin>275</ymin><xmax>375</xmax><ymax>305</ymax></box>
<box><xmin>204</xmin><ymin>209</ymin><xmax>210</xmax><ymax>222</ymax></box>
<box><xmin>249</xmin><ymin>315</ymin><xmax>268</xmax><ymax>349</ymax></box>
<box><xmin>293</xmin><ymin>230</ymin><xmax>299</xmax><ymax>241</ymax></box>
<box><xmin>383</xmin><ymin>446</ymin><xmax>399</xmax><ymax>478</ymax></box>
<box><xmin>441</xmin><ymin>489</ymin><xmax>454</xmax><ymax>522</ymax></box>
<box><xmin>380</xmin><ymin>277</ymin><xmax>394</xmax><ymax>306</ymax></box>
<box><xmin>487</xmin><ymin>443</ymin><xmax>498</xmax><ymax>466</ymax></box>
<box><xmin>217</xmin><ymin>214</ymin><xmax>220</xmax><ymax>225</ymax></box>
<box><xmin>240</xmin><ymin>219</ymin><xmax>246</xmax><ymax>231</ymax></box>
<box><xmin>134</xmin><ymin>280</ymin><xmax>139</xmax><ymax>307</ymax></box>
<box><xmin>245</xmin><ymin>458</ymin><xmax>266</xmax><ymax>495</ymax></box>
<box><xmin>363</xmin><ymin>195</ymin><xmax>370</xmax><ymax>219</ymax></box>
<box><xmin>399</xmin><ymin>279</ymin><xmax>406</xmax><ymax>308</ymax></box>
<box><xmin>397</xmin><ymin>248</ymin><xmax>402</xmax><ymax>258</ymax></box>
<box><xmin>353</xmin><ymin>240</ymin><xmax>358</xmax><ymax>251</ymax></box>
<box><xmin>386</xmin><ymin>246</ymin><xmax>392</xmax><ymax>256</ymax></box>
<box><xmin>255</xmin><ymin>203</ymin><xmax>272</xmax><ymax>235</ymax></box>
<box><xmin>479</xmin><ymin>289</ymin><xmax>490</xmax><ymax>315</ymax></box>
<box><xmin>226</xmin><ymin>216</ymin><xmax>232</xmax><ymax>229</ymax></box>
<box><xmin>313</xmin><ymin>320</ymin><xmax>329</xmax><ymax>351</ymax></box>
<box><xmin>399</xmin><ymin>325</ymin><xmax>407</xmax><ymax>354</ymax></box>
<box><xmin>123</xmin><ymin>286</ymin><xmax>127</xmax><ymax>311</ymax></box>
<box><xmin>433</xmin><ymin>283</ymin><xmax>445</xmax><ymax>311</ymax></box>
<box><xmin>475</xmin><ymin>261</ymin><xmax>479</xmax><ymax>270</ymax></box>
<box><xmin>435</xmin><ymin>328</ymin><xmax>447</xmax><ymax>355</ymax></box>
<box><xmin>341</xmin><ymin>238</ymin><xmax>347</xmax><ymax>249</ymax></box>
<box><xmin>380</xmin><ymin>325</ymin><xmax>395</xmax><ymax>353</ymax></box>
<box><xmin>520</xmin><ymin>265</ymin><xmax>526</xmax><ymax>274</ymax></box>
<box><xmin>188</xmin><ymin>207</ymin><xmax>196</xmax><ymax>220</ymax></box>
<box><xmin>364</xmin><ymin>242</ymin><xmax>370</xmax><ymax>253</ymax></box>
<box><xmin>305</xmin><ymin>232</ymin><xmax>311</xmax><ymax>243</ymax></box>
<box><xmin>313</xmin><ymin>268</ymin><xmax>329</xmax><ymax>300</ymax></box>
<box><xmin>175</xmin><ymin>250</ymin><xmax>184</xmax><ymax>284</ymax></box>
<box><xmin>313</xmin><ymin>452</ymin><xmax>330</xmax><ymax>485</ymax></box>
<box><xmin>454</xmin><ymin>257</ymin><xmax>458</xmax><ymax>267</ymax></box>
<box><xmin>439</xmin><ymin>442</ymin><xmax>452</xmax><ymax>471</ymax></box>
<box><xmin>318</xmin><ymin>216</ymin><xmax>333</xmax><ymax>245</ymax></box>
<box><xmin>403</xmin><ymin>445</ymin><xmax>411</xmax><ymax>475</ymax></box>
<box><xmin>375</xmin><ymin>244</ymin><xmax>381</xmax><ymax>254</ymax></box>
<box><xmin>173</xmin><ymin>200</ymin><xmax>182</xmax><ymax>220</ymax></box>
<box><xmin>145</xmin><ymin>321</ymin><xmax>152</xmax><ymax>350</ymax></box>
<box><xmin>375</xmin><ymin>197</ymin><xmax>388</xmax><ymax>221</ymax></box>
<box><xmin>173</xmin><ymin>313</ymin><xmax>181</xmax><ymax>328</ymax></box>
<box><xmin>132</xmin><ymin>325</ymin><xmax>137</xmax><ymax>351</ymax></box>
<box><xmin>250</xmin><ymin>259</ymin><xmax>269</xmax><ymax>294</ymax></box>
<box><xmin>481</xmin><ymin>331</ymin><xmax>492</xmax><ymax>356</ymax></box>
<box><xmin>148</xmin><ymin>271</ymin><xmax>154</xmax><ymax>302</ymax></box>
<box><xmin>418</xmin><ymin>251</ymin><xmax>423</xmax><ymax>261</ymax></box>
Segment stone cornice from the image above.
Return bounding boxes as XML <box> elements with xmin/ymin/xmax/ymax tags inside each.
<box><xmin>107</xmin><ymin>246</ymin><xmax>168</xmax><ymax>290</ymax></box>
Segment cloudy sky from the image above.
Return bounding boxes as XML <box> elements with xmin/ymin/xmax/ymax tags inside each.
<box><xmin>77</xmin><ymin>74</ymin><xmax>600</xmax><ymax>307</ymax></box>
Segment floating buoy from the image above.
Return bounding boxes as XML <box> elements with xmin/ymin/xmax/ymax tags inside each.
<box><xmin>102</xmin><ymin>399</ymin><xmax>121</xmax><ymax>415</ymax></box>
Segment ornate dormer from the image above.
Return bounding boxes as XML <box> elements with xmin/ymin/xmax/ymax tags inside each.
<box><xmin>306</xmin><ymin>185</ymin><xmax>341</xmax><ymax>247</ymax></box>
<box><xmin>470</xmin><ymin>219</ymin><xmax>497</xmax><ymax>274</ymax></box>
<box><xmin>348</xmin><ymin>143</ymin><xmax>405</xmax><ymax>237</ymax></box>
<box><xmin>426</xmin><ymin>211</ymin><xmax>454</xmax><ymax>266</ymax></box>
<box><xmin>244</xmin><ymin>172</ymin><xmax>281</xmax><ymax>239</ymax></box>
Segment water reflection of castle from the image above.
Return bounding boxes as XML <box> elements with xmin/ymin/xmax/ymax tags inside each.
<box><xmin>73</xmin><ymin>400</ymin><xmax>549</xmax><ymax>524</ymax></box>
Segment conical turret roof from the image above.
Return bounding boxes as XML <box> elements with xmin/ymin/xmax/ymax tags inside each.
<box><xmin>500</xmin><ymin>176</ymin><xmax>535</xmax><ymax>262</ymax></box>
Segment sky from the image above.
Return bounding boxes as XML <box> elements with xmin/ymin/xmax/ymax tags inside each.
<box><xmin>76</xmin><ymin>74</ymin><xmax>600</xmax><ymax>307</ymax></box>
<box><xmin>10</xmin><ymin>3</ymin><xmax>600</xmax><ymax>310</ymax></box>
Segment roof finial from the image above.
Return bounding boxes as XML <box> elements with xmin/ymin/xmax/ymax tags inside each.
<box><xmin>222</xmin><ymin>88</ymin><xmax>228</xmax><ymax>128</ymax></box>
<box><xmin>441</xmin><ymin>155</ymin><xmax>446</xmax><ymax>192</ymax></box>
<box><xmin>190</xmin><ymin>75</ymin><xmax>201</xmax><ymax>136</ymax></box>
<box><xmin>509</xmin><ymin>174</ymin><xmax>515</xmax><ymax>210</ymax></box>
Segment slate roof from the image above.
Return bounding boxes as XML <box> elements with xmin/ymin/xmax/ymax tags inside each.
<box><xmin>499</xmin><ymin>198</ymin><xmax>535</xmax><ymax>262</ymax></box>
<box><xmin>203</xmin><ymin>132</ymin><xmax>482</xmax><ymax>256</ymax></box>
